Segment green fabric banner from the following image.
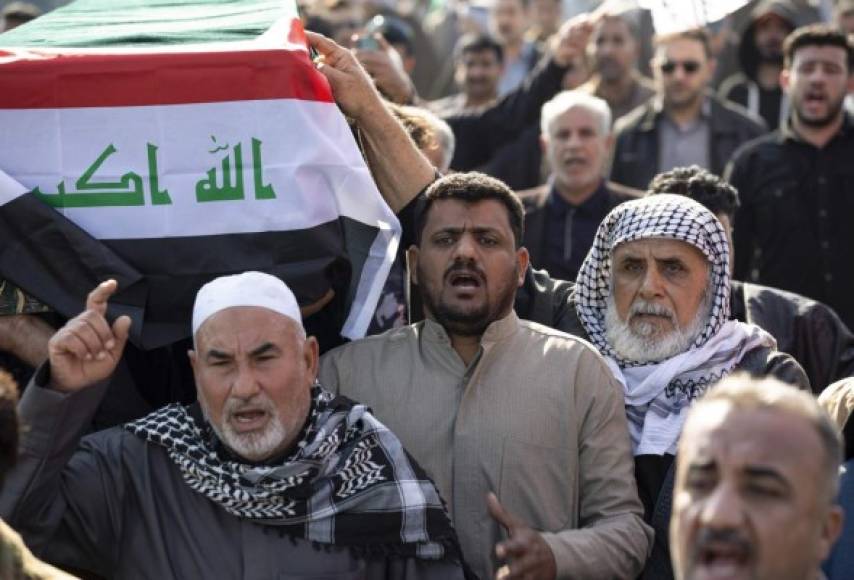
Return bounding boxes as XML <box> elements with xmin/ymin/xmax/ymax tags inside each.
<box><xmin>0</xmin><ymin>0</ymin><xmax>296</xmax><ymax>47</ymax></box>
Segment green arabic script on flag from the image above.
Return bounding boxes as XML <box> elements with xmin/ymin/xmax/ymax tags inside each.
<box><xmin>33</xmin><ymin>137</ymin><xmax>278</xmax><ymax>208</ymax></box>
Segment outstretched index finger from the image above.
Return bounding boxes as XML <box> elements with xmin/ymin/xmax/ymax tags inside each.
<box><xmin>487</xmin><ymin>492</ymin><xmax>523</xmax><ymax>534</ymax></box>
<box><xmin>86</xmin><ymin>279</ymin><xmax>118</xmax><ymax>316</ymax></box>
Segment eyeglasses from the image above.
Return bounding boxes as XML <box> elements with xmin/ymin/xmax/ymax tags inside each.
<box><xmin>659</xmin><ymin>60</ymin><xmax>702</xmax><ymax>75</ymax></box>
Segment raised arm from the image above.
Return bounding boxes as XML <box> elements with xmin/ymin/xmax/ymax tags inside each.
<box><xmin>307</xmin><ymin>31</ymin><xmax>435</xmax><ymax>213</ymax></box>
<box><xmin>0</xmin><ymin>280</ymin><xmax>131</xmax><ymax>573</ymax></box>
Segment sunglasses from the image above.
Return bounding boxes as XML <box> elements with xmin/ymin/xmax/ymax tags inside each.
<box><xmin>659</xmin><ymin>60</ymin><xmax>702</xmax><ymax>75</ymax></box>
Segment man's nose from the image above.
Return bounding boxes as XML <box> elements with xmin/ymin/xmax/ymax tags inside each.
<box><xmin>231</xmin><ymin>362</ymin><xmax>261</xmax><ymax>400</ymax></box>
<box><xmin>453</xmin><ymin>233</ymin><xmax>478</xmax><ymax>261</ymax></box>
<box><xmin>699</xmin><ymin>483</ymin><xmax>745</xmax><ymax>530</ymax></box>
<box><xmin>638</xmin><ymin>266</ymin><xmax>665</xmax><ymax>299</ymax></box>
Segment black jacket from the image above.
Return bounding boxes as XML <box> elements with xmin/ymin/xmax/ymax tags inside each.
<box><xmin>446</xmin><ymin>56</ymin><xmax>568</xmax><ymax>172</ymax></box>
<box><xmin>725</xmin><ymin>114</ymin><xmax>854</xmax><ymax>329</ymax></box>
<box><xmin>609</xmin><ymin>94</ymin><xmax>767</xmax><ymax>190</ymax></box>
<box><xmin>731</xmin><ymin>281</ymin><xmax>854</xmax><ymax>393</ymax></box>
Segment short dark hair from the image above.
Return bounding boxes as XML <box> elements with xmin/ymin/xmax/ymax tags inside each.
<box><xmin>654</xmin><ymin>28</ymin><xmax>713</xmax><ymax>59</ymax></box>
<box><xmin>783</xmin><ymin>24</ymin><xmax>854</xmax><ymax>72</ymax></box>
<box><xmin>647</xmin><ymin>166</ymin><xmax>740</xmax><ymax>221</ymax></box>
<box><xmin>456</xmin><ymin>33</ymin><xmax>504</xmax><ymax>64</ymax></box>
<box><xmin>0</xmin><ymin>370</ymin><xmax>20</xmax><ymax>489</ymax></box>
<box><xmin>416</xmin><ymin>172</ymin><xmax>525</xmax><ymax>248</ymax></box>
<box><xmin>599</xmin><ymin>13</ymin><xmax>640</xmax><ymax>41</ymax></box>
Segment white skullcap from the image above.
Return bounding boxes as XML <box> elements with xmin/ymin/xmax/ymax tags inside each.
<box><xmin>192</xmin><ymin>271</ymin><xmax>303</xmax><ymax>336</ymax></box>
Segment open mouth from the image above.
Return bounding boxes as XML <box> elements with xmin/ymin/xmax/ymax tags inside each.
<box><xmin>230</xmin><ymin>408</ymin><xmax>268</xmax><ymax>431</ymax></box>
<box><xmin>804</xmin><ymin>91</ymin><xmax>827</xmax><ymax>105</ymax></box>
<box><xmin>563</xmin><ymin>157</ymin><xmax>587</xmax><ymax>168</ymax></box>
<box><xmin>448</xmin><ymin>271</ymin><xmax>482</xmax><ymax>289</ymax></box>
<box><xmin>694</xmin><ymin>541</ymin><xmax>751</xmax><ymax>579</ymax></box>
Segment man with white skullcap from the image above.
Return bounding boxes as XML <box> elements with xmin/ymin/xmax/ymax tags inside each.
<box><xmin>0</xmin><ymin>274</ymin><xmax>469</xmax><ymax>579</ymax></box>
<box><xmin>573</xmin><ymin>194</ymin><xmax>809</xmax><ymax>579</ymax></box>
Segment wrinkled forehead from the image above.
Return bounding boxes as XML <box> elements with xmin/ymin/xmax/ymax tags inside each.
<box><xmin>551</xmin><ymin>106</ymin><xmax>604</xmax><ymax>131</ymax></box>
<box><xmin>596</xmin><ymin>196</ymin><xmax>731</xmax><ymax>289</ymax></box>
<box><xmin>612</xmin><ymin>236</ymin><xmax>711</xmax><ymax>264</ymax></box>
<box><xmin>680</xmin><ymin>404</ymin><xmax>825</xmax><ymax>480</ymax></box>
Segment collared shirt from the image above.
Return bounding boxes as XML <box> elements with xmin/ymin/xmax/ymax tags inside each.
<box><xmin>542</xmin><ymin>180</ymin><xmax>613</xmax><ymax>281</ymax></box>
<box><xmin>319</xmin><ymin>312</ymin><xmax>652</xmax><ymax>580</ymax></box>
<box><xmin>728</xmin><ymin>113</ymin><xmax>854</xmax><ymax>328</ymax></box>
<box><xmin>497</xmin><ymin>41</ymin><xmax>538</xmax><ymax>97</ymax></box>
<box><xmin>657</xmin><ymin>99</ymin><xmax>711</xmax><ymax>173</ymax></box>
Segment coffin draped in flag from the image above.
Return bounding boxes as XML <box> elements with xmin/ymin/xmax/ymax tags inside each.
<box><xmin>0</xmin><ymin>0</ymin><xmax>400</xmax><ymax>348</ymax></box>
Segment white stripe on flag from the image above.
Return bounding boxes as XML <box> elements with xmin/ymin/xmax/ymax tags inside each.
<box><xmin>0</xmin><ymin>99</ymin><xmax>395</xmax><ymax>240</ymax></box>
<box><xmin>0</xmin><ymin>169</ymin><xmax>27</xmax><ymax>204</ymax></box>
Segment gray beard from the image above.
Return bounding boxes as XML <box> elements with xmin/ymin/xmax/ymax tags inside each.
<box><xmin>604</xmin><ymin>294</ymin><xmax>711</xmax><ymax>364</ymax></box>
<box><xmin>197</xmin><ymin>388</ymin><xmax>288</xmax><ymax>463</ymax></box>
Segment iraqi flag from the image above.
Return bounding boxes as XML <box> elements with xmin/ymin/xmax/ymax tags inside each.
<box><xmin>0</xmin><ymin>0</ymin><xmax>400</xmax><ymax>349</ymax></box>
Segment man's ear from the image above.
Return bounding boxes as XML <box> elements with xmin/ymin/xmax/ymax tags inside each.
<box><xmin>707</xmin><ymin>57</ymin><xmax>717</xmax><ymax>78</ymax></box>
<box><xmin>304</xmin><ymin>335</ymin><xmax>319</xmax><ymax>381</ymax></box>
<box><xmin>539</xmin><ymin>134</ymin><xmax>548</xmax><ymax>154</ymax></box>
<box><xmin>188</xmin><ymin>349</ymin><xmax>198</xmax><ymax>372</ymax></box>
<box><xmin>516</xmin><ymin>246</ymin><xmax>530</xmax><ymax>287</ymax></box>
<box><xmin>408</xmin><ymin>246</ymin><xmax>420</xmax><ymax>286</ymax></box>
<box><xmin>780</xmin><ymin>68</ymin><xmax>791</xmax><ymax>92</ymax></box>
<box><xmin>605</xmin><ymin>133</ymin><xmax>615</xmax><ymax>154</ymax></box>
<box><xmin>818</xmin><ymin>505</ymin><xmax>845</xmax><ymax>562</ymax></box>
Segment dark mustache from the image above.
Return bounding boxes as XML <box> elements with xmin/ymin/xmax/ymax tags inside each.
<box><xmin>692</xmin><ymin>527</ymin><xmax>752</xmax><ymax>560</ymax></box>
<box><xmin>444</xmin><ymin>261</ymin><xmax>485</xmax><ymax>281</ymax></box>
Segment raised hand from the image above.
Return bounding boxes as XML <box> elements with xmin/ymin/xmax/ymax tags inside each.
<box><xmin>354</xmin><ymin>34</ymin><xmax>416</xmax><ymax>105</ymax></box>
<box><xmin>306</xmin><ymin>30</ymin><xmax>385</xmax><ymax>121</ymax></box>
<box><xmin>488</xmin><ymin>492</ymin><xmax>557</xmax><ymax>580</ymax></box>
<box><xmin>47</xmin><ymin>280</ymin><xmax>131</xmax><ymax>392</ymax></box>
<box><xmin>548</xmin><ymin>11</ymin><xmax>602</xmax><ymax>68</ymax></box>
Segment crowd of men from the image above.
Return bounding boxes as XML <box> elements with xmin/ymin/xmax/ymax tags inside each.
<box><xmin>1</xmin><ymin>0</ymin><xmax>854</xmax><ymax>579</ymax></box>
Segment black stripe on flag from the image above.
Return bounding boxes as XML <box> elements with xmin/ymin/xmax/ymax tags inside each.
<box><xmin>0</xmin><ymin>192</ymin><xmax>375</xmax><ymax>349</ymax></box>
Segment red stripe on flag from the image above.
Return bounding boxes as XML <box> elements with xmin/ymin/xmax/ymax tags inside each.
<box><xmin>0</xmin><ymin>45</ymin><xmax>333</xmax><ymax>109</ymax></box>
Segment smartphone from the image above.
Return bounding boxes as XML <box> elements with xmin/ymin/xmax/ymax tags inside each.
<box><xmin>355</xmin><ymin>35</ymin><xmax>380</xmax><ymax>51</ymax></box>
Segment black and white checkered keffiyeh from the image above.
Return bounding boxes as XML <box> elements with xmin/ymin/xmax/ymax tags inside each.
<box><xmin>576</xmin><ymin>194</ymin><xmax>775</xmax><ymax>455</ymax></box>
<box><xmin>125</xmin><ymin>385</ymin><xmax>463</xmax><ymax>562</ymax></box>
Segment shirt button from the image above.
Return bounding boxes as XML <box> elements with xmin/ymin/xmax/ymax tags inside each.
<box><xmin>817</xmin><ymin>176</ymin><xmax>828</xmax><ymax>185</ymax></box>
<box><xmin>821</xmin><ymin>240</ymin><xmax>830</xmax><ymax>250</ymax></box>
<box><xmin>819</xmin><ymin>209</ymin><xmax>829</xmax><ymax>218</ymax></box>
<box><xmin>825</xmin><ymin>272</ymin><xmax>834</xmax><ymax>283</ymax></box>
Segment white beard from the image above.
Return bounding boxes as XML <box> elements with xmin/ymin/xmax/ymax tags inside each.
<box><xmin>198</xmin><ymin>390</ymin><xmax>288</xmax><ymax>462</ymax></box>
<box><xmin>604</xmin><ymin>293</ymin><xmax>710</xmax><ymax>364</ymax></box>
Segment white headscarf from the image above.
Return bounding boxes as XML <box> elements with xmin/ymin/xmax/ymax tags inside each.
<box><xmin>576</xmin><ymin>195</ymin><xmax>775</xmax><ymax>455</ymax></box>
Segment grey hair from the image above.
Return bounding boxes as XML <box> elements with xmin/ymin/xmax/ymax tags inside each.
<box><xmin>540</xmin><ymin>90</ymin><xmax>612</xmax><ymax>138</ymax></box>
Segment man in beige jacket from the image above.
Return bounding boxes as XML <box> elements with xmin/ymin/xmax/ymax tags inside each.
<box><xmin>319</xmin><ymin>171</ymin><xmax>652</xmax><ymax>580</ymax></box>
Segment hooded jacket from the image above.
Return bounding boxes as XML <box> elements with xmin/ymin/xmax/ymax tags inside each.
<box><xmin>719</xmin><ymin>0</ymin><xmax>798</xmax><ymax>130</ymax></box>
